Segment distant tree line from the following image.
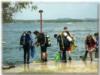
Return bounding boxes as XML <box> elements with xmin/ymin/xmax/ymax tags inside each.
<box><xmin>14</xmin><ymin>19</ymin><xmax>97</xmax><ymax>23</ymax></box>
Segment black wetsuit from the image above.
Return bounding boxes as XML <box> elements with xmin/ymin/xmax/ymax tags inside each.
<box><xmin>37</xmin><ymin>33</ymin><xmax>47</xmax><ymax>62</ymax></box>
<box><xmin>20</xmin><ymin>33</ymin><xmax>32</xmax><ymax>64</ymax></box>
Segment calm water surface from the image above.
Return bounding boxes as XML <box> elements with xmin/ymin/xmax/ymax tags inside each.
<box><xmin>3</xmin><ymin>22</ymin><xmax>98</xmax><ymax>65</ymax></box>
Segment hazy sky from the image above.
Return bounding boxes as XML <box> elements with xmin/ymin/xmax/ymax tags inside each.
<box><xmin>13</xmin><ymin>3</ymin><xmax>98</xmax><ymax>20</ymax></box>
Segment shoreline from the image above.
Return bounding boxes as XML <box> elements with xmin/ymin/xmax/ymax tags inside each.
<box><xmin>3</xmin><ymin>60</ymin><xmax>98</xmax><ymax>73</ymax></box>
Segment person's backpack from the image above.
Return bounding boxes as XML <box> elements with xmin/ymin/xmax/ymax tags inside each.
<box><xmin>62</xmin><ymin>31</ymin><xmax>73</xmax><ymax>42</ymax></box>
<box><xmin>60</xmin><ymin>32</ymin><xmax>71</xmax><ymax>48</ymax></box>
<box><xmin>45</xmin><ymin>34</ymin><xmax>51</xmax><ymax>47</ymax></box>
<box><xmin>20</xmin><ymin>33</ymin><xmax>32</xmax><ymax>46</ymax></box>
<box><xmin>20</xmin><ymin>35</ymin><xmax>26</xmax><ymax>45</ymax></box>
<box><xmin>37</xmin><ymin>33</ymin><xmax>51</xmax><ymax>47</ymax></box>
<box><xmin>25</xmin><ymin>33</ymin><xmax>31</xmax><ymax>45</ymax></box>
<box><xmin>37</xmin><ymin>33</ymin><xmax>45</xmax><ymax>45</ymax></box>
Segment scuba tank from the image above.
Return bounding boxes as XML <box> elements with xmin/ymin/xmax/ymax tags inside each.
<box><xmin>63</xmin><ymin>32</ymin><xmax>73</xmax><ymax>42</ymax></box>
<box><xmin>45</xmin><ymin>34</ymin><xmax>51</xmax><ymax>47</ymax></box>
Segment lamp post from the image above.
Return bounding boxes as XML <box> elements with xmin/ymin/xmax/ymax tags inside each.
<box><xmin>39</xmin><ymin>10</ymin><xmax>43</xmax><ymax>33</ymax></box>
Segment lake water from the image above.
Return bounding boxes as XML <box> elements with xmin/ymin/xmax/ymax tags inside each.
<box><xmin>2</xmin><ymin>22</ymin><xmax>98</xmax><ymax>65</ymax></box>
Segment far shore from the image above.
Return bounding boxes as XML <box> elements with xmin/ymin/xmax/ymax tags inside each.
<box><xmin>3</xmin><ymin>18</ymin><xmax>97</xmax><ymax>24</ymax></box>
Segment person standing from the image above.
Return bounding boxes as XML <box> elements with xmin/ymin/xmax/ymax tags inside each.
<box><xmin>33</xmin><ymin>31</ymin><xmax>48</xmax><ymax>62</ymax></box>
<box><xmin>54</xmin><ymin>27</ymin><xmax>73</xmax><ymax>63</ymax></box>
<box><xmin>54</xmin><ymin>33</ymin><xmax>62</xmax><ymax>52</ymax></box>
<box><xmin>20</xmin><ymin>31</ymin><xmax>32</xmax><ymax>64</ymax></box>
<box><xmin>62</xmin><ymin>27</ymin><xmax>73</xmax><ymax>62</ymax></box>
<box><xmin>54</xmin><ymin>33</ymin><xmax>63</xmax><ymax>62</ymax></box>
<box><xmin>83</xmin><ymin>34</ymin><xmax>96</xmax><ymax>62</ymax></box>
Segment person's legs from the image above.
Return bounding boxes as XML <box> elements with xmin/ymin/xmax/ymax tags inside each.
<box><xmin>83</xmin><ymin>50</ymin><xmax>88</xmax><ymax>61</ymax></box>
<box><xmin>89</xmin><ymin>47</ymin><xmax>95</xmax><ymax>62</ymax></box>
<box><xmin>59</xmin><ymin>45</ymin><xmax>62</xmax><ymax>61</ymax></box>
<box><xmin>89</xmin><ymin>52</ymin><xmax>93</xmax><ymax>62</ymax></box>
<box><xmin>26</xmin><ymin>50</ymin><xmax>30</xmax><ymax>71</ymax></box>
<box><xmin>67</xmin><ymin>51</ymin><xmax>72</xmax><ymax>62</ymax></box>
<box><xmin>44</xmin><ymin>51</ymin><xmax>47</xmax><ymax>62</ymax></box>
<box><xmin>41</xmin><ymin>46</ymin><xmax>43</xmax><ymax>62</ymax></box>
<box><xmin>41</xmin><ymin>45</ymin><xmax>47</xmax><ymax>62</ymax></box>
<box><xmin>42</xmin><ymin>52</ymin><xmax>47</xmax><ymax>62</ymax></box>
<box><xmin>41</xmin><ymin>45</ymin><xmax>46</xmax><ymax>62</ymax></box>
<box><xmin>24</xmin><ymin>51</ymin><xmax>26</xmax><ymax>64</ymax></box>
<box><xmin>27</xmin><ymin>46</ymin><xmax>30</xmax><ymax>64</ymax></box>
<box><xmin>62</xmin><ymin>51</ymin><xmax>67</xmax><ymax>62</ymax></box>
<box><xmin>23</xmin><ymin>46</ymin><xmax>27</xmax><ymax>64</ymax></box>
<box><xmin>45</xmin><ymin>47</ymin><xmax>47</xmax><ymax>62</ymax></box>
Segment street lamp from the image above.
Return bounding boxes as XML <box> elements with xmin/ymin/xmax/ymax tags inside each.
<box><xmin>39</xmin><ymin>10</ymin><xmax>43</xmax><ymax>33</ymax></box>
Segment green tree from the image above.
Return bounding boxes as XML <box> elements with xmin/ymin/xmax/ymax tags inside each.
<box><xmin>2</xmin><ymin>2</ymin><xmax>37</xmax><ymax>23</ymax></box>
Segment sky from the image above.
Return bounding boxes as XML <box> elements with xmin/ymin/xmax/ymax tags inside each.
<box><xmin>13</xmin><ymin>3</ymin><xmax>98</xmax><ymax>20</ymax></box>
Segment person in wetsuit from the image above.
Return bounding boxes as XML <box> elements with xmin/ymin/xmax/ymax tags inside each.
<box><xmin>33</xmin><ymin>31</ymin><xmax>48</xmax><ymax>62</ymax></box>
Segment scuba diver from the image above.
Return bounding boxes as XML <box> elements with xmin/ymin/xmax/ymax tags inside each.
<box><xmin>33</xmin><ymin>31</ymin><xmax>51</xmax><ymax>62</ymax></box>
<box><xmin>54</xmin><ymin>27</ymin><xmax>74</xmax><ymax>63</ymax></box>
<box><xmin>83</xmin><ymin>34</ymin><xmax>96</xmax><ymax>62</ymax></box>
<box><xmin>20</xmin><ymin>31</ymin><xmax>32</xmax><ymax>64</ymax></box>
<box><xmin>54</xmin><ymin>33</ymin><xmax>63</xmax><ymax>52</ymax></box>
<box><xmin>62</xmin><ymin>27</ymin><xmax>73</xmax><ymax>62</ymax></box>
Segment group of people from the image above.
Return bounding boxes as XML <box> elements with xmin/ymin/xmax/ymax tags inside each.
<box><xmin>20</xmin><ymin>30</ymin><xmax>51</xmax><ymax>64</ymax></box>
<box><xmin>20</xmin><ymin>26</ymin><xmax>99</xmax><ymax>64</ymax></box>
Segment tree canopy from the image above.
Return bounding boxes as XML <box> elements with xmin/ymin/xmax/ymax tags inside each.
<box><xmin>2</xmin><ymin>2</ymin><xmax>37</xmax><ymax>23</ymax></box>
